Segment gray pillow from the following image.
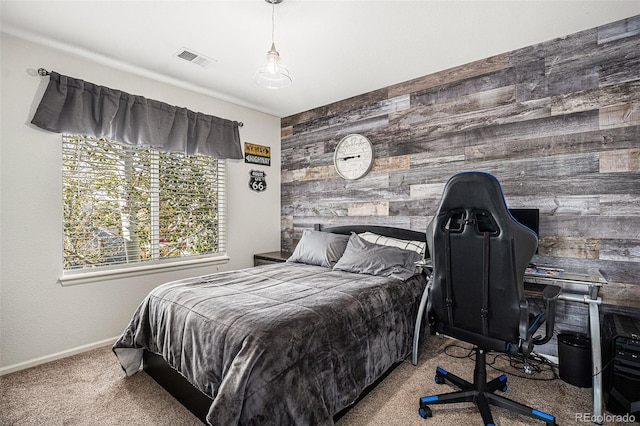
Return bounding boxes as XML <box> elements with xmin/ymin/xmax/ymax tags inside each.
<box><xmin>333</xmin><ymin>233</ymin><xmax>423</xmax><ymax>280</ymax></box>
<box><xmin>287</xmin><ymin>229</ymin><xmax>349</xmax><ymax>268</ymax></box>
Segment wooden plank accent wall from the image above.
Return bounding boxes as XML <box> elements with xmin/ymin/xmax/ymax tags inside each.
<box><xmin>281</xmin><ymin>16</ymin><xmax>640</xmax><ymax>317</ymax></box>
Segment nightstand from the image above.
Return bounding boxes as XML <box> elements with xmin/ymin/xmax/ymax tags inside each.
<box><xmin>253</xmin><ymin>250</ymin><xmax>293</xmax><ymax>266</ymax></box>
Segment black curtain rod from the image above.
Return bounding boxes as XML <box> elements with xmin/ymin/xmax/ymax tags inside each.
<box><xmin>35</xmin><ymin>68</ymin><xmax>244</xmax><ymax>127</ymax></box>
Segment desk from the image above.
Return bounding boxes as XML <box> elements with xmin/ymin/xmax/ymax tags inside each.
<box><xmin>412</xmin><ymin>265</ymin><xmax>607</xmax><ymax>424</ymax></box>
<box><xmin>524</xmin><ymin>266</ymin><xmax>607</xmax><ymax>424</ymax></box>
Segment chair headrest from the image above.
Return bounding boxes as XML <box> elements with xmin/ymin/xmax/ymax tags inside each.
<box><xmin>438</xmin><ymin>172</ymin><xmax>509</xmax><ymax>217</ymax></box>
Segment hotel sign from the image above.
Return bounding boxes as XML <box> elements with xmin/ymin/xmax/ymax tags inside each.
<box><xmin>244</xmin><ymin>142</ymin><xmax>271</xmax><ymax>166</ymax></box>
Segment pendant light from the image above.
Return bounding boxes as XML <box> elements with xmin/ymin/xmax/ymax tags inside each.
<box><xmin>254</xmin><ymin>0</ymin><xmax>292</xmax><ymax>89</ymax></box>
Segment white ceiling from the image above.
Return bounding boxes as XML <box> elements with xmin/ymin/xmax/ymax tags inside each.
<box><xmin>2</xmin><ymin>1</ymin><xmax>640</xmax><ymax>118</ymax></box>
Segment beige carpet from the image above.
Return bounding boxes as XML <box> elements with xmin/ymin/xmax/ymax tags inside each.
<box><xmin>1</xmin><ymin>337</ymin><xmax>600</xmax><ymax>425</ymax></box>
<box><xmin>336</xmin><ymin>337</ymin><xmax>595</xmax><ymax>425</ymax></box>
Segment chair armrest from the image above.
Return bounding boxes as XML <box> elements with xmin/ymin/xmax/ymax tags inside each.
<box><xmin>533</xmin><ymin>285</ymin><xmax>562</xmax><ymax>345</ymax></box>
<box><xmin>543</xmin><ymin>284</ymin><xmax>561</xmax><ymax>301</ymax></box>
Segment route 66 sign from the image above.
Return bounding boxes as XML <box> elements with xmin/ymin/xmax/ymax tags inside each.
<box><xmin>249</xmin><ymin>170</ymin><xmax>267</xmax><ymax>192</ymax></box>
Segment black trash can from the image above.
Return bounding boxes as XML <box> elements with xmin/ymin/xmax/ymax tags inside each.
<box><xmin>557</xmin><ymin>333</ymin><xmax>592</xmax><ymax>388</ymax></box>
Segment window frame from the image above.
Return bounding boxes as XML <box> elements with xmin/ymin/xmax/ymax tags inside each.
<box><xmin>59</xmin><ymin>135</ymin><xmax>229</xmax><ymax>286</ymax></box>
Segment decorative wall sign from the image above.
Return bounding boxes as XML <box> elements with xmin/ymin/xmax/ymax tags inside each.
<box><xmin>249</xmin><ymin>170</ymin><xmax>267</xmax><ymax>192</ymax></box>
<box><xmin>244</xmin><ymin>142</ymin><xmax>271</xmax><ymax>166</ymax></box>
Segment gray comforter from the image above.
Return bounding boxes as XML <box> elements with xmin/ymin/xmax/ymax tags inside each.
<box><xmin>113</xmin><ymin>262</ymin><xmax>426</xmax><ymax>425</ymax></box>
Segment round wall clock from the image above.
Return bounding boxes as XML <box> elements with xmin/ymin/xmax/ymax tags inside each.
<box><xmin>333</xmin><ymin>134</ymin><xmax>374</xmax><ymax>180</ymax></box>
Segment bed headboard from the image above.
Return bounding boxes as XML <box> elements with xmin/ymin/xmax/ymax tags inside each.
<box><xmin>315</xmin><ymin>224</ymin><xmax>427</xmax><ymax>247</ymax></box>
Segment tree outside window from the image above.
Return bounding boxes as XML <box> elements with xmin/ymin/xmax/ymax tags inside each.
<box><xmin>62</xmin><ymin>135</ymin><xmax>225</xmax><ymax>271</ymax></box>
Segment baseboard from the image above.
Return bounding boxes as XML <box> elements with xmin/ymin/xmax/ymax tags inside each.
<box><xmin>0</xmin><ymin>336</ymin><xmax>119</xmax><ymax>376</ymax></box>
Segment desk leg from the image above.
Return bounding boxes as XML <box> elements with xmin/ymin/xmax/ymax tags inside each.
<box><xmin>589</xmin><ymin>300</ymin><xmax>603</xmax><ymax>424</ymax></box>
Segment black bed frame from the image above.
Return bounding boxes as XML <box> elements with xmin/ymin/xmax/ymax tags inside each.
<box><xmin>315</xmin><ymin>224</ymin><xmax>428</xmax><ymax>256</ymax></box>
<box><xmin>143</xmin><ymin>224</ymin><xmax>427</xmax><ymax>424</ymax></box>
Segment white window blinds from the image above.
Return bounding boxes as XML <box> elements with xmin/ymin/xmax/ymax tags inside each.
<box><xmin>62</xmin><ymin>134</ymin><xmax>226</xmax><ymax>271</ymax></box>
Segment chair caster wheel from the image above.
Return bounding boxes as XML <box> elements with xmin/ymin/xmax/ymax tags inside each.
<box><xmin>501</xmin><ymin>384</ymin><xmax>507</xmax><ymax>392</ymax></box>
<box><xmin>418</xmin><ymin>406</ymin><xmax>432</xmax><ymax>418</ymax></box>
<box><xmin>434</xmin><ymin>375</ymin><xmax>445</xmax><ymax>385</ymax></box>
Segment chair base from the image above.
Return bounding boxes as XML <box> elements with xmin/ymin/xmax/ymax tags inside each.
<box><xmin>418</xmin><ymin>348</ymin><xmax>556</xmax><ymax>426</ymax></box>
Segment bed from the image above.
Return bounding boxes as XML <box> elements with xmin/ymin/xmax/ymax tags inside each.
<box><xmin>113</xmin><ymin>224</ymin><xmax>429</xmax><ymax>425</ymax></box>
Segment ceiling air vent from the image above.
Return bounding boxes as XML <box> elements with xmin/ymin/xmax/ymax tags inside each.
<box><xmin>174</xmin><ymin>48</ymin><xmax>217</xmax><ymax>68</ymax></box>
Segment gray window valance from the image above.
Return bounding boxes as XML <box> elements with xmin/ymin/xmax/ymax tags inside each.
<box><xmin>31</xmin><ymin>71</ymin><xmax>244</xmax><ymax>159</ymax></box>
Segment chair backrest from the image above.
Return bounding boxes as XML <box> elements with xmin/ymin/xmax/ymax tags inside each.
<box><xmin>427</xmin><ymin>172</ymin><xmax>538</xmax><ymax>351</ymax></box>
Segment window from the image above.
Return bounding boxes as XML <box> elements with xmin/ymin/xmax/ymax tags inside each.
<box><xmin>62</xmin><ymin>135</ymin><xmax>226</xmax><ymax>273</ymax></box>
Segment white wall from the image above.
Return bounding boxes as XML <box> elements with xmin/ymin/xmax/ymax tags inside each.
<box><xmin>0</xmin><ymin>34</ymin><xmax>282</xmax><ymax>372</ymax></box>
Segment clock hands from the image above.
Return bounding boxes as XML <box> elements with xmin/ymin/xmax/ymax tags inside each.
<box><xmin>338</xmin><ymin>155</ymin><xmax>361</xmax><ymax>161</ymax></box>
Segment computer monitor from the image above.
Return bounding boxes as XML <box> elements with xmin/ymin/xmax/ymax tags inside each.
<box><xmin>509</xmin><ymin>208</ymin><xmax>540</xmax><ymax>252</ymax></box>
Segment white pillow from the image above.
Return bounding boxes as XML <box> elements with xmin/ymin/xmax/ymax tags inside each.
<box><xmin>358</xmin><ymin>231</ymin><xmax>426</xmax><ymax>256</ymax></box>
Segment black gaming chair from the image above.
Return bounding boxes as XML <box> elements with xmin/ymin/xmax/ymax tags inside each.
<box><xmin>418</xmin><ymin>172</ymin><xmax>561</xmax><ymax>426</ymax></box>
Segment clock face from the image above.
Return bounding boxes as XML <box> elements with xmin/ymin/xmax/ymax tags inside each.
<box><xmin>333</xmin><ymin>134</ymin><xmax>374</xmax><ymax>180</ymax></box>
